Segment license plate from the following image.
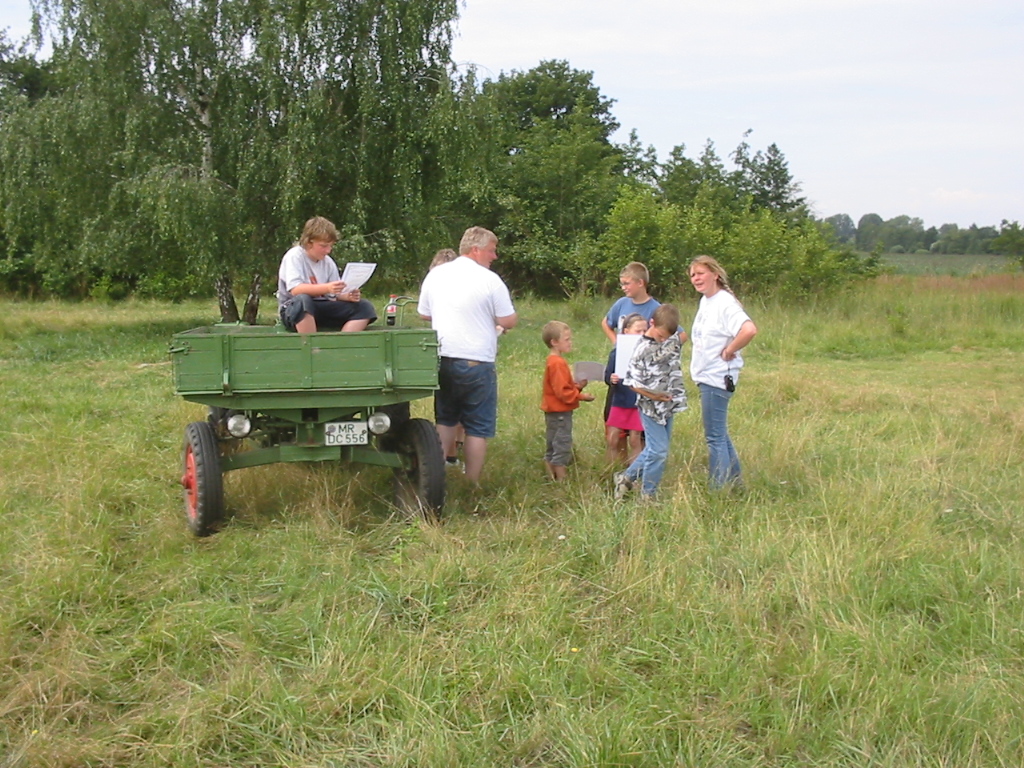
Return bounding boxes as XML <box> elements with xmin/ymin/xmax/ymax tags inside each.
<box><xmin>324</xmin><ymin>421</ymin><xmax>368</xmax><ymax>446</ymax></box>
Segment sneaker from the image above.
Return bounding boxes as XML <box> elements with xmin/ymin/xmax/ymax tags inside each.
<box><xmin>613</xmin><ymin>472</ymin><xmax>633</xmax><ymax>501</ymax></box>
<box><xmin>446</xmin><ymin>457</ymin><xmax>465</xmax><ymax>473</ymax></box>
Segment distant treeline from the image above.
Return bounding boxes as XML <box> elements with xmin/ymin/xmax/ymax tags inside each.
<box><xmin>0</xmin><ymin>4</ymin><xmax>1019</xmax><ymax>311</ymax></box>
<box><xmin>822</xmin><ymin>214</ymin><xmax>1024</xmax><ymax>257</ymax></box>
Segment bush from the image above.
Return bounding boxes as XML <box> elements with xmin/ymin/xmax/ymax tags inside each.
<box><xmin>595</xmin><ymin>188</ymin><xmax>875</xmax><ymax>298</ymax></box>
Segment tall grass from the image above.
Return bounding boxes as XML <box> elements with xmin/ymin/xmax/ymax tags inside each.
<box><xmin>1</xmin><ymin>278</ymin><xmax>1023</xmax><ymax>766</ymax></box>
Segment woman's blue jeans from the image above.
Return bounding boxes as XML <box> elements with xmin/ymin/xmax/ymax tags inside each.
<box><xmin>698</xmin><ymin>382</ymin><xmax>741</xmax><ymax>488</ymax></box>
<box><xmin>625</xmin><ymin>411</ymin><xmax>674</xmax><ymax>497</ymax></box>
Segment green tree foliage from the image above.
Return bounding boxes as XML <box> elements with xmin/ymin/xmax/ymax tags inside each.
<box><xmin>1</xmin><ymin>0</ymin><xmax>461</xmax><ymax>311</ymax></box>
<box><xmin>829</xmin><ymin>214</ymin><xmax>1006</xmax><ymax>257</ymax></box>
<box><xmin>598</xmin><ymin>181</ymin><xmax>874</xmax><ymax>298</ymax></box>
<box><xmin>464</xmin><ymin>60</ymin><xmax>626</xmax><ymax>287</ymax></box>
<box><xmin>877</xmin><ymin>215</ymin><xmax>926</xmax><ymax>252</ymax></box>
<box><xmin>603</xmin><ymin>137</ymin><xmax>865</xmax><ymax>298</ymax></box>
<box><xmin>482</xmin><ymin>59</ymin><xmax>618</xmax><ymax>141</ymax></box>
<box><xmin>0</xmin><ymin>13</ymin><xmax>882</xmax><ymax>304</ymax></box>
<box><xmin>990</xmin><ymin>220</ymin><xmax>1024</xmax><ymax>263</ymax></box>
<box><xmin>660</xmin><ymin>141</ymin><xmax>736</xmax><ymax>214</ymax></box>
<box><xmin>930</xmin><ymin>223</ymin><xmax>999</xmax><ymax>255</ymax></box>
<box><xmin>856</xmin><ymin>213</ymin><xmax>884</xmax><ymax>251</ymax></box>
<box><xmin>592</xmin><ymin>186</ymin><xmax>685</xmax><ymax>293</ymax></box>
<box><xmin>661</xmin><ymin>136</ymin><xmax>806</xmax><ymax>222</ymax></box>
<box><xmin>823</xmin><ymin>213</ymin><xmax>856</xmax><ymax>244</ymax></box>
<box><xmin>0</xmin><ymin>34</ymin><xmax>56</xmax><ymax>103</ymax></box>
<box><xmin>618</xmin><ymin>129</ymin><xmax>660</xmax><ymax>187</ymax></box>
<box><xmin>731</xmin><ymin>137</ymin><xmax>806</xmax><ymax>217</ymax></box>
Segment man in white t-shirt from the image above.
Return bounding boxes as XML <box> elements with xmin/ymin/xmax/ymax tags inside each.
<box><xmin>418</xmin><ymin>227</ymin><xmax>518</xmax><ymax>483</ymax></box>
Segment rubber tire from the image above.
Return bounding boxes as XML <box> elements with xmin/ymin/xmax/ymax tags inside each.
<box><xmin>182</xmin><ymin>420</ymin><xmax>225</xmax><ymax>536</ymax></box>
<box><xmin>392</xmin><ymin>418</ymin><xmax>445</xmax><ymax>519</ymax></box>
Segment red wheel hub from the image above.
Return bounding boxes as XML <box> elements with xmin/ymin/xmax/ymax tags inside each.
<box><xmin>182</xmin><ymin>445</ymin><xmax>198</xmax><ymax>519</ymax></box>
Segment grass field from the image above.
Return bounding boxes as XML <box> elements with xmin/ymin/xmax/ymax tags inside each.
<box><xmin>878</xmin><ymin>250</ymin><xmax>1013</xmax><ymax>276</ymax></box>
<box><xmin>2</xmin><ymin>273</ymin><xmax>1024</xmax><ymax>766</ymax></box>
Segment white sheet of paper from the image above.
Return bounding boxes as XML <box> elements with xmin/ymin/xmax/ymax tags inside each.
<box><xmin>340</xmin><ymin>262</ymin><xmax>376</xmax><ymax>291</ymax></box>
<box><xmin>573</xmin><ymin>361</ymin><xmax>605</xmax><ymax>384</ymax></box>
<box><xmin>614</xmin><ymin>334</ymin><xmax>643</xmax><ymax>379</ymax></box>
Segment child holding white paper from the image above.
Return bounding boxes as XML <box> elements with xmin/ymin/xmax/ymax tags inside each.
<box><xmin>604</xmin><ymin>313</ymin><xmax>647</xmax><ymax>467</ymax></box>
<box><xmin>276</xmin><ymin>216</ymin><xmax>377</xmax><ymax>333</ymax></box>
<box><xmin>614</xmin><ymin>304</ymin><xmax>688</xmax><ymax>502</ymax></box>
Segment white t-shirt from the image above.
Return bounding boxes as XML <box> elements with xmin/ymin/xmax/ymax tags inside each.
<box><xmin>417</xmin><ymin>256</ymin><xmax>515</xmax><ymax>362</ymax></box>
<box><xmin>277</xmin><ymin>244</ymin><xmax>341</xmax><ymax>309</ymax></box>
<box><xmin>689</xmin><ymin>290</ymin><xmax>751</xmax><ymax>389</ymax></box>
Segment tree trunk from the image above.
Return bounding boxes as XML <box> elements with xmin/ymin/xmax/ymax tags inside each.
<box><xmin>216</xmin><ymin>274</ymin><xmax>240</xmax><ymax>323</ymax></box>
<box><xmin>242</xmin><ymin>273</ymin><xmax>262</xmax><ymax>325</ymax></box>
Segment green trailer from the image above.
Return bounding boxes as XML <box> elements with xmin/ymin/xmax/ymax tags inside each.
<box><xmin>169</xmin><ymin>322</ymin><xmax>444</xmax><ymax>535</ymax></box>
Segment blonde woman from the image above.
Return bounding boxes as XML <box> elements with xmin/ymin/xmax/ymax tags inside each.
<box><xmin>688</xmin><ymin>256</ymin><xmax>757</xmax><ymax>489</ymax></box>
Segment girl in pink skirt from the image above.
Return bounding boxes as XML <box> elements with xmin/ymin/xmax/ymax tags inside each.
<box><xmin>603</xmin><ymin>314</ymin><xmax>648</xmax><ymax>466</ymax></box>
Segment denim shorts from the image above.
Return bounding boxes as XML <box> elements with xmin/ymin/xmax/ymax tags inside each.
<box><xmin>434</xmin><ymin>357</ymin><xmax>498</xmax><ymax>439</ymax></box>
<box><xmin>280</xmin><ymin>295</ymin><xmax>377</xmax><ymax>331</ymax></box>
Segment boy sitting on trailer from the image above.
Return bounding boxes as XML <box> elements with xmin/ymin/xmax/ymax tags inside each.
<box><xmin>276</xmin><ymin>216</ymin><xmax>377</xmax><ymax>333</ymax></box>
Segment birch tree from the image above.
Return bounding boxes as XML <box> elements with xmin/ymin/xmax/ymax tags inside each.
<box><xmin>3</xmin><ymin>0</ymin><xmax>460</xmax><ymax>316</ymax></box>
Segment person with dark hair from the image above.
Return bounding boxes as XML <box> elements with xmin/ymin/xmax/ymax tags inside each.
<box><xmin>614</xmin><ymin>304</ymin><xmax>688</xmax><ymax>502</ymax></box>
<box><xmin>429</xmin><ymin>248</ymin><xmax>458</xmax><ymax>270</ymax></box>
<box><xmin>603</xmin><ymin>313</ymin><xmax>647</xmax><ymax>467</ymax></box>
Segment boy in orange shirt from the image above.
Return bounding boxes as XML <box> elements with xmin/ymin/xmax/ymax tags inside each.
<box><xmin>541</xmin><ymin>321</ymin><xmax>595</xmax><ymax>480</ymax></box>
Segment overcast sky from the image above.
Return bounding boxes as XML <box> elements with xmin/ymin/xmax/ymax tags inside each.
<box><xmin>451</xmin><ymin>0</ymin><xmax>1023</xmax><ymax>229</ymax></box>
<box><xmin>4</xmin><ymin>0</ymin><xmax>1021</xmax><ymax>228</ymax></box>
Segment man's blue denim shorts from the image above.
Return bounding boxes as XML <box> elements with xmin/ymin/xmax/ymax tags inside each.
<box><xmin>434</xmin><ymin>357</ymin><xmax>498</xmax><ymax>439</ymax></box>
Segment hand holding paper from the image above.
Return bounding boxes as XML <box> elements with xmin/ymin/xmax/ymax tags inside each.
<box><xmin>339</xmin><ymin>262</ymin><xmax>376</xmax><ymax>292</ymax></box>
